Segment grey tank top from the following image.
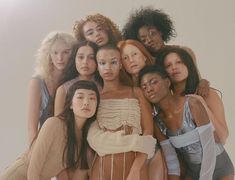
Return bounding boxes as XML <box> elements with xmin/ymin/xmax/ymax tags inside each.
<box><xmin>155</xmin><ymin>99</ymin><xmax>203</xmax><ymax>164</ymax></box>
<box><xmin>33</xmin><ymin>76</ymin><xmax>54</xmax><ymax>127</ymax></box>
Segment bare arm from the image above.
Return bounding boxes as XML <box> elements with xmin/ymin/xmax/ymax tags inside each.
<box><xmin>182</xmin><ymin>46</ymin><xmax>210</xmax><ymax>97</ymax></box>
<box><xmin>204</xmin><ymin>89</ymin><xmax>228</xmax><ymax>144</ymax></box>
<box><xmin>27</xmin><ymin>79</ymin><xmax>41</xmax><ymax>145</ymax></box>
<box><xmin>127</xmin><ymin>87</ymin><xmax>154</xmax><ymax>180</ymax></box>
<box><xmin>135</xmin><ymin>87</ymin><xmax>153</xmax><ymax>135</ymax></box>
<box><xmin>54</xmin><ymin>85</ymin><xmax>66</xmax><ymax>116</ymax></box>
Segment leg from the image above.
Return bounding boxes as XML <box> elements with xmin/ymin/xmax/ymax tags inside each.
<box><xmin>148</xmin><ymin>149</ymin><xmax>167</xmax><ymax>180</ymax></box>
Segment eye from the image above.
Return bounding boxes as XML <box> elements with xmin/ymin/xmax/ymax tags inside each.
<box><xmin>150</xmin><ymin>79</ymin><xmax>158</xmax><ymax>86</ymax></box>
<box><xmin>122</xmin><ymin>56</ymin><xmax>128</xmax><ymax>61</ymax></box>
<box><xmin>76</xmin><ymin>96</ymin><xmax>84</xmax><ymax>99</ymax></box>
<box><xmin>77</xmin><ymin>55</ymin><xmax>84</xmax><ymax>61</ymax></box>
<box><xmin>141</xmin><ymin>85</ymin><xmax>147</xmax><ymax>91</ymax></box>
<box><xmin>89</xmin><ymin>96</ymin><xmax>96</xmax><ymax>100</ymax></box>
<box><xmin>86</xmin><ymin>30</ymin><xmax>94</xmax><ymax>36</ymax></box>
<box><xmin>88</xmin><ymin>55</ymin><xmax>95</xmax><ymax>60</ymax></box>
<box><xmin>52</xmin><ymin>51</ymin><xmax>58</xmax><ymax>55</ymax></box>
<box><xmin>98</xmin><ymin>61</ymin><xmax>105</xmax><ymax>66</ymax></box>
<box><xmin>111</xmin><ymin>60</ymin><xmax>119</xmax><ymax>65</ymax></box>
<box><xmin>96</xmin><ymin>26</ymin><xmax>103</xmax><ymax>31</ymax></box>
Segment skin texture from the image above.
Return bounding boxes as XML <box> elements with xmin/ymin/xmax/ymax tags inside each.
<box><xmin>83</xmin><ymin>21</ymin><xmax>109</xmax><ymax>47</ymax></box>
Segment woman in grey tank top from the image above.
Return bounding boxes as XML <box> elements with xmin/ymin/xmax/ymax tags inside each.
<box><xmin>158</xmin><ymin>47</ymin><xmax>234</xmax><ymax>179</ymax></box>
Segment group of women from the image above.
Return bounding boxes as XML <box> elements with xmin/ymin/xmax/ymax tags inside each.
<box><xmin>0</xmin><ymin>7</ymin><xmax>234</xmax><ymax>180</ymax></box>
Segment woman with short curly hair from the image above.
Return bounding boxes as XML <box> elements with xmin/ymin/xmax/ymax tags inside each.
<box><xmin>73</xmin><ymin>13</ymin><xmax>122</xmax><ymax>46</ymax></box>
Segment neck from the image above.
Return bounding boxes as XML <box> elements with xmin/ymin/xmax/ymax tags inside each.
<box><xmin>132</xmin><ymin>74</ymin><xmax>138</xmax><ymax>86</ymax></box>
<box><xmin>79</xmin><ymin>74</ymin><xmax>94</xmax><ymax>81</ymax></box>
<box><xmin>75</xmin><ymin>116</ymin><xmax>86</xmax><ymax>130</ymax></box>
<box><xmin>173</xmin><ymin>81</ymin><xmax>186</xmax><ymax>96</ymax></box>
<box><xmin>102</xmin><ymin>78</ymin><xmax>122</xmax><ymax>93</ymax></box>
<box><xmin>156</xmin><ymin>92</ymin><xmax>173</xmax><ymax>114</ymax></box>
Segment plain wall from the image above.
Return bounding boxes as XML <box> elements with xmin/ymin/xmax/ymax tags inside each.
<box><xmin>0</xmin><ymin>0</ymin><xmax>234</xmax><ymax>171</ymax></box>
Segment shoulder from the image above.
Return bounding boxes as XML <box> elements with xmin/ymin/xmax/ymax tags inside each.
<box><xmin>187</xmin><ymin>96</ymin><xmax>209</xmax><ymax>125</ymax></box>
<box><xmin>187</xmin><ymin>96</ymin><xmax>203</xmax><ymax>109</ymax></box>
<box><xmin>41</xmin><ymin>117</ymin><xmax>65</xmax><ymax>133</ymax></box>
<box><xmin>133</xmin><ymin>87</ymin><xmax>144</xmax><ymax>97</ymax></box>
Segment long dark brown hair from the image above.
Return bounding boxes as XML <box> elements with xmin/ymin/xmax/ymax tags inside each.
<box><xmin>58</xmin><ymin>80</ymin><xmax>100</xmax><ymax>169</ymax></box>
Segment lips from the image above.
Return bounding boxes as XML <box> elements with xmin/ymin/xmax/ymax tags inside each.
<box><xmin>171</xmin><ymin>71</ymin><xmax>181</xmax><ymax>77</ymax></box>
<box><xmin>81</xmin><ymin>66</ymin><xmax>89</xmax><ymax>71</ymax></box>
<box><xmin>82</xmin><ymin>108</ymin><xmax>90</xmax><ymax>112</ymax></box>
<box><xmin>96</xmin><ymin>37</ymin><xmax>104</xmax><ymax>45</ymax></box>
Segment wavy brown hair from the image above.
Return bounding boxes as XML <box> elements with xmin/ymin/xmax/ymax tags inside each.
<box><xmin>73</xmin><ymin>13</ymin><xmax>122</xmax><ymax>45</ymax></box>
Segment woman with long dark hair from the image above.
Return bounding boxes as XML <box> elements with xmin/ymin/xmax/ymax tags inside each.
<box><xmin>0</xmin><ymin>80</ymin><xmax>100</xmax><ymax>180</ymax></box>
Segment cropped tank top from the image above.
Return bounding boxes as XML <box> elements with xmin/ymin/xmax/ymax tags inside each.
<box><xmin>155</xmin><ymin>99</ymin><xmax>203</xmax><ymax>164</ymax></box>
<box><xmin>33</xmin><ymin>76</ymin><xmax>54</xmax><ymax>127</ymax></box>
<box><xmin>97</xmin><ymin>98</ymin><xmax>142</xmax><ymax>134</ymax></box>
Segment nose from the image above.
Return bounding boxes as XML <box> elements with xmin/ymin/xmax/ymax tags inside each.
<box><xmin>94</xmin><ymin>29</ymin><xmax>100</xmax><ymax>37</ymax></box>
<box><xmin>82</xmin><ymin>57</ymin><xmax>88</xmax><ymax>64</ymax></box>
<box><xmin>83</xmin><ymin>97</ymin><xmax>89</xmax><ymax>106</ymax></box>
<box><xmin>145</xmin><ymin>36</ymin><xmax>152</xmax><ymax>45</ymax></box>
<box><xmin>57</xmin><ymin>53</ymin><xmax>63</xmax><ymax>61</ymax></box>
<box><xmin>146</xmin><ymin>84</ymin><xmax>153</xmax><ymax>93</ymax></box>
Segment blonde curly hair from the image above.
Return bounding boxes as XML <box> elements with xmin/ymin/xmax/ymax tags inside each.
<box><xmin>34</xmin><ymin>31</ymin><xmax>77</xmax><ymax>80</ymax></box>
<box><xmin>73</xmin><ymin>13</ymin><xmax>122</xmax><ymax>45</ymax></box>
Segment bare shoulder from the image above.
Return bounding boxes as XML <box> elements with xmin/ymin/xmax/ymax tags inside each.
<box><xmin>187</xmin><ymin>96</ymin><xmax>204</xmax><ymax>110</ymax></box>
<box><xmin>29</xmin><ymin>78</ymin><xmax>41</xmax><ymax>89</ymax></box>
<box><xmin>133</xmin><ymin>86</ymin><xmax>144</xmax><ymax>97</ymax></box>
<box><xmin>187</xmin><ymin>96</ymin><xmax>209</xmax><ymax>126</ymax></box>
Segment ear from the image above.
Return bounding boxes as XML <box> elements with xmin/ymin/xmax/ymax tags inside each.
<box><xmin>119</xmin><ymin>62</ymin><xmax>122</xmax><ymax>70</ymax></box>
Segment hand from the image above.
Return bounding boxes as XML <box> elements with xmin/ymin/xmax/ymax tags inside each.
<box><xmin>196</xmin><ymin>79</ymin><xmax>210</xmax><ymax>98</ymax></box>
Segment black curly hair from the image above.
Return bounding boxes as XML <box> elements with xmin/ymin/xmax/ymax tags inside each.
<box><xmin>122</xmin><ymin>7</ymin><xmax>176</xmax><ymax>43</ymax></box>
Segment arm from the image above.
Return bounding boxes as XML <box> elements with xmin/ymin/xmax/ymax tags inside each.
<box><xmin>188</xmin><ymin>97</ymin><xmax>216</xmax><ymax>180</ymax></box>
<box><xmin>204</xmin><ymin>89</ymin><xmax>228</xmax><ymax>144</ymax></box>
<box><xmin>54</xmin><ymin>85</ymin><xmax>66</xmax><ymax>116</ymax></box>
<box><xmin>154</xmin><ymin>124</ymin><xmax>180</xmax><ymax>180</ymax></box>
<box><xmin>126</xmin><ymin>88</ymin><xmax>155</xmax><ymax>180</ymax></box>
<box><xmin>27</xmin><ymin>117</ymin><xmax>58</xmax><ymax>180</ymax></box>
<box><xmin>182</xmin><ymin>46</ymin><xmax>210</xmax><ymax>97</ymax></box>
<box><xmin>87</xmin><ymin>121</ymin><xmax>155</xmax><ymax>158</ymax></box>
<box><xmin>27</xmin><ymin>78</ymin><xmax>41</xmax><ymax>145</ymax></box>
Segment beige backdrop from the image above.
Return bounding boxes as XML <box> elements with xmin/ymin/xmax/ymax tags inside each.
<box><xmin>0</xmin><ymin>0</ymin><xmax>234</xmax><ymax>171</ymax></box>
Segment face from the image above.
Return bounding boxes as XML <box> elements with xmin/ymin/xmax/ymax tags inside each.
<box><xmin>50</xmin><ymin>40</ymin><xmax>73</xmax><ymax>71</ymax></box>
<box><xmin>96</xmin><ymin>49</ymin><xmax>121</xmax><ymax>81</ymax></box>
<box><xmin>121</xmin><ymin>44</ymin><xmax>146</xmax><ymax>76</ymax></box>
<box><xmin>138</xmin><ymin>26</ymin><xmax>164</xmax><ymax>53</ymax></box>
<box><xmin>140</xmin><ymin>73</ymin><xmax>170</xmax><ymax>104</ymax></box>
<box><xmin>83</xmin><ymin>21</ymin><xmax>109</xmax><ymax>47</ymax></box>
<box><xmin>70</xmin><ymin>89</ymin><xmax>97</xmax><ymax>119</ymax></box>
<box><xmin>75</xmin><ymin>45</ymin><xmax>97</xmax><ymax>77</ymax></box>
<box><xmin>164</xmin><ymin>53</ymin><xmax>188</xmax><ymax>83</ymax></box>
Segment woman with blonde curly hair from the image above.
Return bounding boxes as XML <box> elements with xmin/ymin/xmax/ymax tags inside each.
<box><xmin>27</xmin><ymin>31</ymin><xmax>77</xmax><ymax>144</ymax></box>
<box><xmin>73</xmin><ymin>13</ymin><xmax>122</xmax><ymax>46</ymax></box>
